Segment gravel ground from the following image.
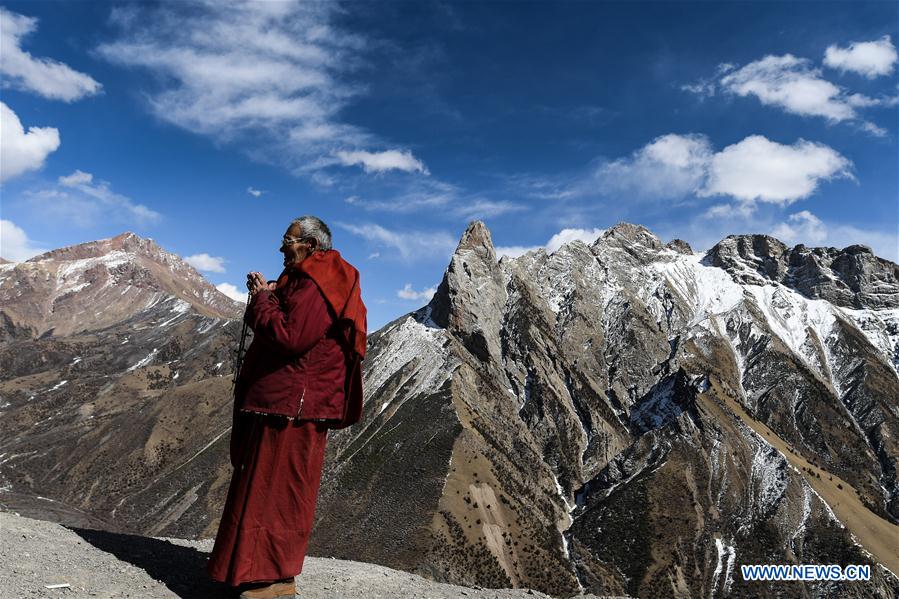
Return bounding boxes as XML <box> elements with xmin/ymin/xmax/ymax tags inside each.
<box><xmin>0</xmin><ymin>513</ymin><xmax>623</xmax><ymax>599</ymax></box>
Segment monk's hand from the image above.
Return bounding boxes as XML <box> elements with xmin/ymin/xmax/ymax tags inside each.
<box><xmin>247</xmin><ymin>272</ymin><xmax>268</xmax><ymax>295</ymax></box>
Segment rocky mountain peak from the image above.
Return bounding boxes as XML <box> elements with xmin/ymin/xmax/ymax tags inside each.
<box><xmin>591</xmin><ymin>222</ymin><xmax>667</xmax><ymax>266</ymax></box>
<box><xmin>705</xmin><ymin>234</ymin><xmax>898</xmax><ymax>308</ymax></box>
<box><xmin>318</xmin><ymin>219</ymin><xmax>899</xmax><ymax>597</ymax></box>
<box><xmin>665</xmin><ymin>238</ymin><xmax>693</xmax><ymax>255</ymax></box>
<box><xmin>428</xmin><ymin>221</ymin><xmax>507</xmax><ymax>363</ymax></box>
<box><xmin>5</xmin><ymin>220</ymin><xmax>899</xmax><ymax>598</ymax></box>
<box><xmin>452</xmin><ymin>220</ymin><xmax>499</xmax><ymax>264</ymax></box>
<box><xmin>600</xmin><ymin>222</ymin><xmax>664</xmax><ymax>250</ymax></box>
<box><xmin>0</xmin><ymin>232</ymin><xmax>241</xmax><ymax>338</ymax></box>
<box><xmin>29</xmin><ymin>232</ymin><xmax>170</xmax><ymax>266</ymax></box>
<box><xmin>703</xmin><ymin>234</ymin><xmax>790</xmax><ymax>284</ymax></box>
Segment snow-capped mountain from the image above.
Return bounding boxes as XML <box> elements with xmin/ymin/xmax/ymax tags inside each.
<box><xmin>2</xmin><ymin>225</ymin><xmax>898</xmax><ymax>597</ymax></box>
<box><xmin>0</xmin><ymin>232</ymin><xmax>241</xmax><ymax>339</ymax></box>
<box><xmin>311</xmin><ymin>221</ymin><xmax>899</xmax><ymax>597</ymax></box>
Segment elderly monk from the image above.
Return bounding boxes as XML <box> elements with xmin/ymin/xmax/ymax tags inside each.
<box><xmin>208</xmin><ymin>215</ymin><xmax>366</xmax><ymax>599</ymax></box>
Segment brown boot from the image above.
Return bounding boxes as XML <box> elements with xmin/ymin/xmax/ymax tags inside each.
<box><xmin>237</xmin><ymin>578</ymin><xmax>295</xmax><ymax>599</ymax></box>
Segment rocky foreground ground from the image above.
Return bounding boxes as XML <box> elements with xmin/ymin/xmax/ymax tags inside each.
<box><xmin>0</xmin><ymin>513</ymin><xmax>621</xmax><ymax>598</ymax></box>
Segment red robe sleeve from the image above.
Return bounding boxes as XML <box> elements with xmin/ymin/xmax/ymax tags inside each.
<box><xmin>245</xmin><ymin>277</ymin><xmax>332</xmax><ymax>356</ymax></box>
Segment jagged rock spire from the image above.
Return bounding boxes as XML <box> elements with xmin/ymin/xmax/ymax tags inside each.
<box><xmin>428</xmin><ymin>221</ymin><xmax>507</xmax><ymax>363</ymax></box>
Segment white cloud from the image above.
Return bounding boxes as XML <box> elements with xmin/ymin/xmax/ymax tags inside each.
<box><xmin>96</xmin><ymin>3</ymin><xmax>377</xmax><ymax>174</ymax></box>
<box><xmin>702</xmin><ymin>135</ymin><xmax>853</xmax><ymax>204</ymax></box>
<box><xmin>505</xmin><ymin>173</ymin><xmax>579</xmax><ymax>200</ymax></box>
<box><xmin>680</xmin><ymin>80</ymin><xmax>716</xmax><ymax>97</ymax></box>
<box><xmin>721</xmin><ymin>55</ymin><xmax>856</xmax><ymax>121</ymax></box>
<box><xmin>215</xmin><ymin>282</ymin><xmax>245</xmax><ymax>302</ymax></box>
<box><xmin>0</xmin><ymin>219</ymin><xmax>47</xmax><ymax>261</ymax></box>
<box><xmin>344</xmin><ymin>185</ymin><xmax>451</xmax><ymax>212</ymax></box>
<box><xmin>825</xmin><ymin>36</ymin><xmax>897</xmax><ymax>79</ymax></box>
<box><xmin>770</xmin><ymin>210</ymin><xmax>828</xmax><ymax>245</ymax></box>
<box><xmin>702</xmin><ymin>203</ymin><xmax>757</xmax><ymax>220</ymax></box>
<box><xmin>0</xmin><ymin>101</ymin><xmax>60</xmax><ymax>182</ymax></box>
<box><xmin>58</xmin><ymin>169</ymin><xmax>93</xmax><ymax>186</ymax></box>
<box><xmin>23</xmin><ymin>170</ymin><xmax>161</xmax><ymax>227</ymax></box>
<box><xmin>335</xmin><ymin>149</ymin><xmax>429</xmax><ymax>175</ymax></box>
<box><xmin>397</xmin><ymin>283</ymin><xmax>437</xmax><ymax>301</ymax></box>
<box><xmin>0</xmin><ymin>8</ymin><xmax>101</xmax><ymax>101</ymax></box>
<box><xmin>685</xmin><ymin>52</ymin><xmax>894</xmax><ymax>135</ymax></box>
<box><xmin>185</xmin><ymin>253</ymin><xmax>226</xmax><ymax>273</ymax></box>
<box><xmin>496</xmin><ymin>227</ymin><xmax>605</xmax><ymax>258</ymax></box>
<box><xmin>247</xmin><ymin>187</ymin><xmax>264</xmax><ymax>198</ymax></box>
<box><xmin>597</xmin><ymin>134</ymin><xmax>712</xmax><ymax>199</ymax></box>
<box><xmin>342</xmin><ymin>181</ymin><xmax>524</xmax><ymax>218</ymax></box>
<box><xmin>597</xmin><ymin>133</ymin><xmax>851</xmax><ymax>206</ymax></box>
<box><xmin>367</xmin><ymin>252</ymin><xmax>380</xmax><ymax>259</ymax></box>
<box><xmin>545</xmin><ymin>227</ymin><xmax>606</xmax><ymax>252</ymax></box>
<box><xmin>337</xmin><ymin>222</ymin><xmax>456</xmax><ymax>261</ymax></box>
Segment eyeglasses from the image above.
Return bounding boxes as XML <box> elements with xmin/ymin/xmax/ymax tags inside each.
<box><xmin>280</xmin><ymin>236</ymin><xmax>309</xmax><ymax>247</ymax></box>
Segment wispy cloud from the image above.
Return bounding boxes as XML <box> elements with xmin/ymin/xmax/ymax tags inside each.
<box><xmin>595</xmin><ymin>133</ymin><xmax>852</xmax><ymax>207</ymax></box>
<box><xmin>496</xmin><ymin>227</ymin><xmax>605</xmax><ymax>258</ymax></box>
<box><xmin>824</xmin><ymin>35</ymin><xmax>897</xmax><ymax>79</ymax></box>
<box><xmin>721</xmin><ymin>56</ymin><xmax>859</xmax><ymax>121</ymax></box>
<box><xmin>23</xmin><ymin>170</ymin><xmax>162</xmax><ymax>228</ymax></box>
<box><xmin>701</xmin><ymin>202</ymin><xmax>756</xmax><ymax>220</ymax></box>
<box><xmin>0</xmin><ymin>101</ymin><xmax>60</xmax><ymax>182</ymax></box>
<box><xmin>0</xmin><ymin>7</ymin><xmax>101</xmax><ymax>101</ymax></box>
<box><xmin>337</xmin><ymin>222</ymin><xmax>456</xmax><ymax>261</ymax></box>
<box><xmin>397</xmin><ymin>283</ymin><xmax>437</xmax><ymax>301</ymax></box>
<box><xmin>0</xmin><ymin>219</ymin><xmax>47</xmax><ymax>262</ymax></box>
<box><xmin>343</xmin><ymin>180</ymin><xmax>455</xmax><ymax>213</ymax></box>
<box><xmin>503</xmin><ymin>173</ymin><xmax>579</xmax><ymax>201</ymax></box>
<box><xmin>344</xmin><ymin>193</ymin><xmax>449</xmax><ymax>212</ymax></box>
<box><xmin>682</xmin><ymin>54</ymin><xmax>897</xmax><ymax>136</ymax></box>
<box><xmin>684</xmin><ymin>47</ymin><xmax>896</xmax><ymax>135</ymax></box>
<box><xmin>455</xmin><ymin>200</ymin><xmax>527</xmax><ymax>220</ymax></box>
<box><xmin>96</xmin><ymin>2</ymin><xmax>427</xmax><ymax>180</ymax></box>
<box><xmin>336</xmin><ymin>149</ymin><xmax>429</xmax><ymax>174</ymax></box>
<box><xmin>185</xmin><ymin>253</ymin><xmax>226</xmax><ymax>273</ymax></box>
<box><xmin>344</xmin><ymin>179</ymin><xmax>524</xmax><ymax>220</ymax></box>
<box><xmin>247</xmin><ymin>187</ymin><xmax>264</xmax><ymax>198</ymax></box>
<box><xmin>98</xmin><ymin>3</ymin><xmax>355</xmax><ymax>137</ymax></box>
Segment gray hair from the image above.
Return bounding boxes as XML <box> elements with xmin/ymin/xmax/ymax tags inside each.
<box><xmin>291</xmin><ymin>215</ymin><xmax>332</xmax><ymax>251</ymax></box>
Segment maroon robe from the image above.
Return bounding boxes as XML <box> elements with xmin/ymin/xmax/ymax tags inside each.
<box><xmin>207</xmin><ymin>252</ymin><xmax>366</xmax><ymax>586</ymax></box>
<box><xmin>206</xmin><ymin>413</ymin><xmax>328</xmax><ymax>585</ymax></box>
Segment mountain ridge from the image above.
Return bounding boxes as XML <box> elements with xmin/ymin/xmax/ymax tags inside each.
<box><xmin>311</xmin><ymin>220</ymin><xmax>899</xmax><ymax>596</ymax></box>
<box><xmin>2</xmin><ymin>223</ymin><xmax>898</xmax><ymax>597</ymax></box>
<box><xmin>0</xmin><ymin>231</ymin><xmax>241</xmax><ymax>339</ymax></box>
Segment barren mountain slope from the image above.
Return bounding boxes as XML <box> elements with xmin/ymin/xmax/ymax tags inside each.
<box><xmin>311</xmin><ymin>222</ymin><xmax>899</xmax><ymax>597</ymax></box>
<box><xmin>0</xmin><ymin>234</ymin><xmax>243</xmax><ymax>538</ymax></box>
<box><xmin>2</xmin><ymin>226</ymin><xmax>898</xmax><ymax>598</ymax></box>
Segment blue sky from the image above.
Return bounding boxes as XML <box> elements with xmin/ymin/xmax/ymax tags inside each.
<box><xmin>1</xmin><ymin>1</ymin><xmax>897</xmax><ymax>331</ymax></box>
